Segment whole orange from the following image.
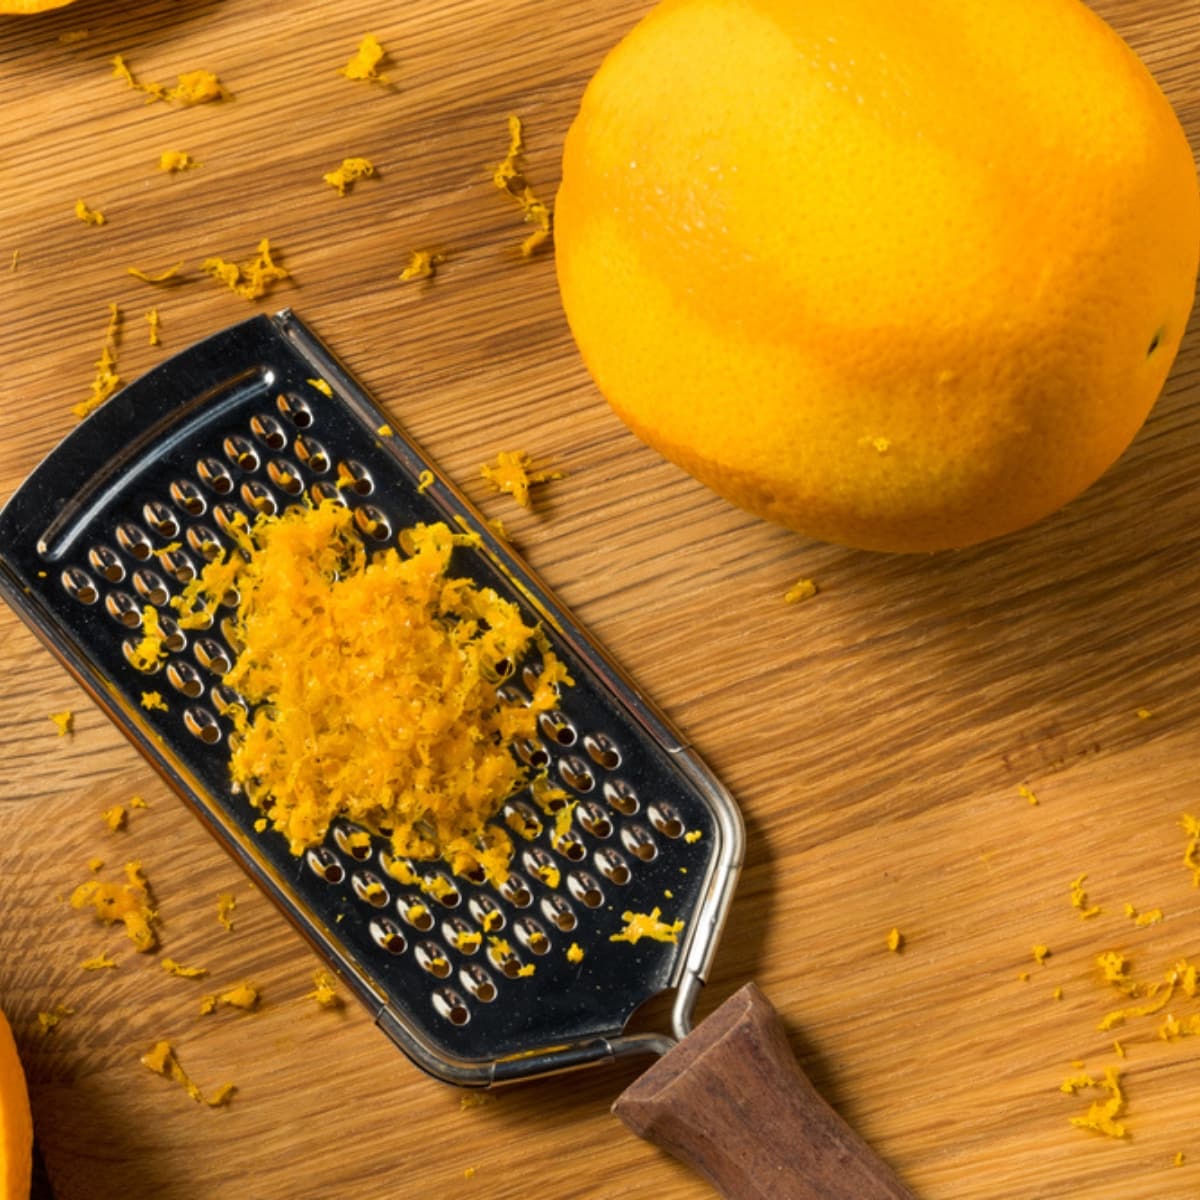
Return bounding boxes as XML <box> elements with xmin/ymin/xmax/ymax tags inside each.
<box><xmin>555</xmin><ymin>0</ymin><xmax>1200</xmax><ymax>552</ymax></box>
<box><xmin>0</xmin><ymin>1009</ymin><xmax>31</xmax><ymax>1200</ymax></box>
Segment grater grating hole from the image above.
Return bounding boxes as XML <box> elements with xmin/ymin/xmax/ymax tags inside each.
<box><xmin>61</xmin><ymin>567</ymin><xmax>99</xmax><ymax>605</ymax></box>
<box><xmin>432</xmin><ymin>988</ymin><xmax>470</xmax><ymax>1025</ymax></box>
<box><xmin>504</xmin><ymin>799</ymin><xmax>543</xmax><ymax>841</ymax></box>
<box><xmin>169</xmin><ymin>479</ymin><xmax>207</xmax><ymax>517</ymax></box>
<box><xmin>142</xmin><ymin>501</ymin><xmax>179</xmax><ymax>540</ymax></box>
<box><xmin>240</xmin><ymin>480</ymin><xmax>277</xmax><ymax>517</ymax></box>
<box><xmin>353</xmin><ymin>504</ymin><xmax>391</xmax><ymax>542</ymax></box>
<box><xmin>400</xmin><ymin>897</ymin><xmax>436</xmax><ymax>932</ymax></box>
<box><xmin>223</xmin><ymin>435</ymin><xmax>260</xmax><ymax>473</ymax></box>
<box><xmin>540</xmin><ymin>894</ymin><xmax>577</xmax><ymax>932</ymax></box>
<box><xmin>422</xmin><ymin>873</ymin><xmax>461</xmax><ymax>908</ymax></box>
<box><xmin>351</xmin><ymin>871</ymin><xmax>390</xmax><ymax>908</ymax></box>
<box><xmin>214</xmin><ymin>502</ymin><xmax>251</xmax><ymax>542</ymax></box>
<box><xmin>193</xmin><ymin>638</ymin><xmax>231</xmax><ymax>675</ymax></box>
<box><xmin>309</xmin><ymin>481</ymin><xmax>344</xmax><ymax>505</ymax></box>
<box><xmin>336</xmin><ymin>460</ymin><xmax>373</xmax><ymax>496</ymax></box>
<box><xmin>107</xmin><ymin>590</ymin><xmax>143</xmax><ymax>628</ymax></box>
<box><xmin>496</xmin><ymin>684</ymin><xmax>527</xmax><ymax>707</ymax></box>
<box><xmin>620</xmin><ymin>824</ymin><xmax>659</xmax><ymax>862</ymax></box>
<box><xmin>558</xmin><ymin>756</ymin><xmax>595</xmax><ymax>794</ymax></box>
<box><xmin>249</xmin><ymin>413</ymin><xmax>288</xmax><ymax>450</ymax></box>
<box><xmin>210</xmin><ymin>684</ymin><xmax>244</xmax><ymax>720</ymax></box>
<box><xmin>182</xmin><ymin>705</ymin><xmax>221</xmax><ymax>744</ymax></box>
<box><xmin>131</xmin><ymin>568</ymin><xmax>170</xmax><ymax>607</ymax></box>
<box><xmin>187</xmin><ymin>525</ymin><xmax>223</xmax><ymax>562</ymax></box>
<box><xmin>333</xmin><ymin>824</ymin><xmax>372</xmax><ymax>860</ymax></box>
<box><xmin>267</xmin><ymin>459</ymin><xmax>304</xmax><ymax>496</ymax></box>
<box><xmin>87</xmin><ymin>545</ymin><xmax>125</xmax><ymax>583</ymax></box>
<box><xmin>521</xmin><ymin>847</ymin><xmax>557</xmax><ymax>884</ymax></box>
<box><xmin>167</xmin><ymin>660</ymin><xmax>205</xmax><ymax>698</ymax></box>
<box><xmin>443</xmin><ymin>917</ymin><xmax>479</xmax><ymax>953</ymax></box>
<box><xmin>469</xmin><ymin>895</ymin><xmax>505</xmax><ymax>932</ymax></box>
<box><xmin>603</xmin><ymin>779</ymin><xmax>640</xmax><ymax>816</ymax></box>
<box><xmin>116</xmin><ymin>522</ymin><xmax>154</xmax><ymax>560</ymax></box>
<box><xmin>276</xmin><ymin>392</ymin><xmax>314</xmax><ymax>427</ymax></box>
<box><xmin>158</xmin><ymin>547</ymin><xmax>196</xmax><ymax>585</ymax></box>
<box><xmin>499</xmin><ymin>873</ymin><xmax>533</xmax><ymax>908</ymax></box>
<box><xmin>415</xmin><ymin>941</ymin><xmax>452</xmax><ymax>979</ymax></box>
<box><xmin>369</xmin><ymin>917</ymin><xmax>407</xmax><ymax>955</ymax></box>
<box><xmin>487</xmin><ymin>940</ymin><xmax>525</xmax><ymax>978</ymax></box>
<box><xmin>648</xmin><ymin>803</ymin><xmax>686</xmax><ymax>839</ymax></box>
<box><xmin>121</xmin><ymin>638</ymin><xmax>158</xmax><ymax>672</ymax></box>
<box><xmin>159</xmin><ymin>613</ymin><xmax>186</xmax><ymax>653</ymax></box>
<box><xmin>538</xmin><ymin>710</ymin><xmax>577</xmax><ymax>747</ymax></box>
<box><xmin>576</xmin><ymin>801</ymin><xmax>613</xmax><ymax>839</ymax></box>
<box><xmin>584</xmin><ymin>732</ymin><xmax>621</xmax><ymax>771</ymax></box>
<box><xmin>514</xmin><ymin>738</ymin><xmax>550</xmax><ymax>770</ymax></box>
<box><xmin>594</xmin><ymin>848</ymin><xmax>631</xmax><ymax>885</ymax></box>
<box><xmin>197</xmin><ymin>457</ymin><xmax>235</xmax><ymax>495</ymax></box>
<box><xmin>306</xmin><ymin>847</ymin><xmax>345</xmax><ymax>884</ymax></box>
<box><xmin>566</xmin><ymin>871</ymin><xmax>605</xmax><ymax>908</ymax></box>
<box><xmin>294</xmin><ymin>435</ymin><xmax>329</xmax><ymax>474</ymax></box>
<box><xmin>459</xmin><ymin>964</ymin><xmax>497</xmax><ymax>1003</ymax></box>
<box><xmin>513</xmin><ymin>917</ymin><xmax>551</xmax><ymax>955</ymax></box>
<box><xmin>553</xmin><ymin>829</ymin><xmax>587</xmax><ymax>862</ymax></box>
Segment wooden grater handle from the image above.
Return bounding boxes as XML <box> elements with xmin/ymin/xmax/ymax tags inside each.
<box><xmin>613</xmin><ymin>982</ymin><xmax>914</xmax><ymax>1200</ymax></box>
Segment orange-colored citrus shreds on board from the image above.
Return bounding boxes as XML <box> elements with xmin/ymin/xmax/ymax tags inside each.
<box><xmin>555</xmin><ymin>0</ymin><xmax>1200</xmax><ymax>552</ymax></box>
<box><xmin>0</xmin><ymin>1008</ymin><xmax>32</xmax><ymax>1200</ymax></box>
<box><xmin>0</xmin><ymin>0</ymin><xmax>74</xmax><ymax>11</ymax></box>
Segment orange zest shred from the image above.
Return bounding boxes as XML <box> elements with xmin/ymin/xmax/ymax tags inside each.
<box><xmin>307</xmin><ymin>377</ymin><xmax>333</xmax><ymax>398</ymax></box>
<box><xmin>49</xmin><ymin>710</ymin><xmax>74</xmax><ymax>736</ymax></box>
<box><xmin>416</xmin><ymin>469</ymin><xmax>435</xmax><ymax>494</ymax></box>
<box><xmin>340</xmin><ymin>34</ymin><xmax>387</xmax><ymax>83</ymax></box>
<box><xmin>130</xmin><ymin>795</ymin><xmax>148</xmax><ymax>810</ymax></box>
<box><xmin>140</xmin><ymin>1040</ymin><xmax>237</xmax><ymax>1106</ymax></box>
<box><xmin>377</xmin><ymin>423</ymin><xmax>394</xmax><ymax>438</ymax></box>
<box><xmin>162</xmin><ymin>958</ymin><xmax>207</xmax><ymax>979</ymax></box>
<box><xmin>610</xmin><ymin>907</ymin><xmax>685</xmax><ymax>946</ymax></box>
<box><xmin>73</xmin><ymin>199</ymin><xmax>106</xmax><ymax>226</ymax></box>
<box><xmin>1181</xmin><ymin>814</ymin><xmax>1200</xmax><ymax>886</ymax></box>
<box><xmin>1033</xmin><ymin>944</ymin><xmax>1051</xmax><ymax>966</ymax></box>
<box><xmin>323</xmin><ymin>157</ymin><xmax>375</xmax><ymax>196</ymax></box>
<box><xmin>1125</xmin><ymin>903</ymin><xmax>1164</xmax><ymax>927</ymax></box>
<box><xmin>399</xmin><ymin>250</ymin><xmax>443</xmax><ymax>282</ymax></box>
<box><xmin>216</xmin><ymin>892</ymin><xmax>236</xmax><ymax>931</ymax></box>
<box><xmin>129</xmin><ymin>605</ymin><xmax>168</xmax><ymax>672</ymax></box>
<box><xmin>199</xmin><ymin>982</ymin><xmax>260</xmax><ymax>1015</ymax></box>
<box><xmin>87</xmin><ymin>856</ymin><xmax>104</xmax><ymax>873</ymax></box>
<box><xmin>72</xmin><ymin>303</ymin><xmax>122</xmax><ymax>420</ymax></box>
<box><xmin>492</xmin><ymin>114</ymin><xmax>552</xmax><ymax>256</ymax></box>
<box><xmin>784</xmin><ymin>579</ymin><xmax>818</xmax><ymax>604</ymax></box>
<box><xmin>172</xmin><ymin>501</ymin><xmax>573</xmax><ymax>883</ymax></box>
<box><xmin>1018</xmin><ymin>784</ymin><xmax>1039</xmax><ymax>806</ymax></box>
<box><xmin>158</xmin><ymin>151</ymin><xmax>200</xmax><ymax>173</ymax></box>
<box><xmin>127</xmin><ymin>262</ymin><xmax>185</xmax><ymax>284</ymax></box>
<box><xmin>102</xmin><ymin>804</ymin><xmax>127</xmax><ymax>832</ymax></box>
<box><xmin>886</xmin><ymin>928</ymin><xmax>903</xmax><ymax>952</ymax></box>
<box><xmin>1061</xmin><ymin>1066</ymin><xmax>1127</xmax><ymax>1138</ymax></box>
<box><xmin>36</xmin><ymin>1006</ymin><xmax>74</xmax><ymax>1035</ymax></box>
<box><xmin>479</xmin><ymin>450</ymin><xmax>565</xmax><ymax>510</ymax></box>
<box><xmin>201</xmin><ymin>238</ymin><xmax>289</xmax><ymax>301</ymax></box>
<box><xmin>140</xmin><ymin>691</ymin><xmax>168</xmax><ymax>712</ymax></box>
<box><xmin>70</xmin><ymin>861</ymin><xmax>158</xmax><ymax>952</ymax></box>
<box><xmin>80</xmin><ymin>952</ymin><xmax>119</xmax><ymax>971</ymax></box>
<box><xmin>307</xmin><ymin>968</ymin><xmax>341</xmax><ymax>1009</ymax></box>
<box><xmin>112</xmin><ymin>55</ymin><xmax>229</xmax><ymax>105</ymax></box>
<box><xmin>59</xmin><ymin>30</ymin><xmax>90</xmax><ymax>45</ymax></box>
<box><xmin>1070</xmin><ymin>873</ymin><xmax>1102</xmax><ymax>919</ymax></box>
<box><xmin>567</xmin><ymin>943</ymin><xmax>584</xmax><ymax>964</ymax></box>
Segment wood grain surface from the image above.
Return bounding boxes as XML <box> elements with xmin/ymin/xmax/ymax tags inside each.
<box><xmin>1</xmin><ymin>1</ymin><xmax>1198</xmax><ymax>1198</ymax></box>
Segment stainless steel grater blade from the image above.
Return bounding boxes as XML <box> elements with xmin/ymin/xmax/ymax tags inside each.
<box><xmin>0</xmin><ymin>312</ymin><xmax>913</xmax><ymax>1198</ymax></box>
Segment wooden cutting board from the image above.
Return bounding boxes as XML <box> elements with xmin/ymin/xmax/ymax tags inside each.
<box><xmin>1</xmin><ymin>1</ymin><xmax>1198</xmax><ymax>1197</ymax></box>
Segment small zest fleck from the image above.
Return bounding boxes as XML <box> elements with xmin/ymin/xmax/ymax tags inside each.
<box><xmin>140</xmin><ymin>691</ymin><xmax>168</xmax><ymax>712</ymax></box>
<box><xmin>416</xmin><ymin>469</ymin><xmax>435</xmax><ymax>494</ymax></box>
<box><xmin>307</xmin><ymin>968</ymin><xmax>341</xmax><ymax>1009</ymax></box>
<box><xmin>217</xmin><ymin>892</ymin><xmax>236</xmax><ymax>931</ymax></box>
<box><xmin>1070</xmin><ymin>873</ymin><xmax>1102</xmax><ymax>919</ymax></box>
<box><xmin>480</xmin><ymin>450</ymin><xmax>565</xmax><ymax>509</ymax></box>
<box><xmin>340</xmin><ymin>34</ymin><xmax>387</xmax><ymax>83</ymax></box>
<box><xmin>610</xmin><ymin>907</ymin><xmax>685</xmax><ymax>946</ymax></box>
<box><xmin>10</xmin><ymin>249</ymin><xmax>19</xmax><ymax>272</ymax></box>
<box><xmin>202</xmin><ymin>238</ymin><xmax>290</xmax><ymax>301</ymax></box>
<box><xmin>684</xmin><ymin>829</ymin><xmax>703</xmax><ymax>844</ymax></box>
<box><xmin>1063</xmin><ymin>1066</ymin><xmax>1127</xmax><ymax>1138</ymax></box>
<box><xmin>460</xmin><ymin>1092</ymin><xmax>492</xmax><ymax>1110</ymax></box>
<box><xmin>159</xmin><ymin>151</ymin><xmax>200</xmax><ymax>173</ymax></box>
<box><xmin>102</xmin><ymin>805</ymin><xmax>127</xmax><ymax>832</ymax></box>
<box><xmin>464</xmin><ymin>1167</ymin><xmax>477</xmax><ymax>1180</ymax></box>
<box><xmin>59</xmin><ymin>30</ymin><xmax>89</xmax><ymax>45</ymax></box>
<box><xmin>130</xmin><ymin>795</ymin><xmax>148</xmax><ymax>810</ymax></box>
<box><xmin>784</xmin><ymin>578</ymin><xmax>818</xmax><ymax>605</ymax></box>
<box><xmin>127</xmin><ymin>261</ymin><xmax>185</xmax><ymax>284</ymax></box>
<box><xmin>147</xmin><ymin>308</ymin><xmax>161</xmax><ymax>347</ymax></box>
<box><xmin>516</xmin><ymin>963</ymin><xmax>536</xmax><ymax>978</ymax></box>
<box><xmin>1175</xmin><ymin>1152</ymin><xmax>1186</xmax><ymax>1167</ymax></box>
<box><xmin>199</xmin><ymin>981</ymin><xmax>260</xmax><ymax>1015</ymax></box>
<box><xmin>567</xmin><ymin>943</ymin><xmax>584</xmax><ymax>964</ymax></box>
<box><xmin>399</xmin><ymin>249</ymin><xmax>443</xmax><ymax>282</ymax></box>
<box><xmin>886</xmin><ymin>928</ymin><xmax>903</xmax><ymax>953</ymax></box>
<box><xmin>1124</xmin><ymin>903</ymin><xmax>1164</xmax><ymax>927</ymax></box>
<box><xmin>1033</xmin><ymin>944</ymin><xmax>1051</xmax><ymax>966</ymax></box>
<box><xmin>69</xmin><ymin>861</ymin><xmax>157</xmax><ymax>952</ymax></box>
<box><xmin>80</xmin><ymin>952</ymin><xmax>119</xmax><ymax>971</ymax></box>
<box><xmin>323</xmin><ymin>156</ymin><xmax>375</xmax><ymax>196</ymax></box>
<box><xmin>1136</xmin><ymin>707</ymin><xmax>1153</xmax><ymax>720</ymax></box>
<box><xmin>49</xmin><ymin>710</ymin><xmax>74</xmax><ymax>736</ymax></box>
<box><xmin>1053</xmin><ymin>986</ymin><xmax>1064</xmax><ymax>1001</ymax></box>
<box><xmin>1180</xmin><ymin>814</ymin><xmax>1200</xmax><ymax>887</ymax></box>
<box><xmin>87</xmin><ymin>856</ymin><xmax>104</xmax><ymax>873</ymax></box>
<box><xmin>1018</xmin><ymin>784</ymin><xmax>1039</xmax><ymax>806</ymax></box>
<box><xmin>112</xmin><ymin>55</ymin><xmax>229</xmax><ymax>105</ymax></box>
<box><xmin>307</xmin><ymin>377</ymin><xmax>333</xmax><ymax>398</ymax></box>
<box><xmin>140</xmin><ymin>1040</ymin><xmax>236</xmax><ymax>1107</ymax></box>
<box><xmin>73</xmin><ymin>303</ymin><xmax>122</xmax><ymax>421</ymax></box>
<box><xmin>492</xmin><ymin>114</ymin><xmax>552</xmax><ymax>256</ymax></box>
<box><xmin>1113</xmin><ymin>1039</ymin><xmax>1126</xmax><ymax>1057</ymax></box>
<box><xmin>162</xmin><ymin>958</ymin><xmax>208</xmax><ymax>979</ymax></box>
<box><xmin>74</xmin><ymin>199</ymin><xmax>106</xmax><ymax>226</ymax></box>
<box><xmin>37</xmin><ymin>1006</ymin><xmax>74</xmax><ymax>1035</ymax></box>
<box><xmin>377</xmin><ymin>423</ymin><xmax>394</xmax><ymax>437</ymax></box>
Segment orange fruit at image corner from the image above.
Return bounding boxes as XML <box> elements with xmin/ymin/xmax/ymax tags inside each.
<box><xmin>0</xmin><ymin>1010</ymin><xmax>32</xmax><ymax>1200</ymax></box>
<box><xmin>555</xmin><ymin>0</ymin><xmax>1200</xmax><ymax>552</ymax></box>
<box><xmin>0</xmin><ymin>0</ymin><xmax>75</xmax><ymax>12</ymax></box>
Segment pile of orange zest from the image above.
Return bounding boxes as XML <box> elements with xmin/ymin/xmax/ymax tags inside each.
<box><xmin>492</xmin><ymin>114</ymin><xmax>552</xmax><ymax>256</ymax></box>
<box><xmin>399</xmin><ymin>249</ymin><xmax>443</xmax><ymax>282</ymax></box>
<box><xmin>49</xmin><ymin>710</ymin><xmax>73</xmax><ymax>736</ymax></box>
<box><xmin>323</xmin><ymin>156</ymin><xmax>375</xmax><ymax>196</ymax></box>
<box><xmin>1018</xmin><ymin>784</ymin><xmax>1039</xmax><ymax>806</ymax></box>
<box><xmin>1070</xmin><ymin>873</ymin><xmax>1102</xmax><ymax>919</ymax></box>
<box><xmin>73</xmin><ymin>303</ymin><xmax>122</xmax><ymax>420</ymax></box>
<box><xmin>140</xmin><ymin>1040</ymin><xmax>237</xmax><ymax>1107</ymax></box>
<box><xmin>101</xmin><ymin>805</ymin><xmax>127</xmax><ymax>832</ymax></box>
<box><xmin>610</xmin><ymin>907</ymin><xmax>685</xmax><ymax>946</ymax></box>
<box><xmin>886</xmin><ymin>928</ymin><xmax>903</xmax><ymax>952</ymax></box>
<box><xmin>158</xmin><ymin>151</ymin><xmax>199</xmax><ymax>172</ymax></box>
<box><xmin>161</xmin><ymin>959</ymin><xmax>207</xmax><ymax>979</ymax></box>
<box><xmin>73</xmin><ymin>199</ymin><xmax>105</xmax><ymax>226</ymax></box>
<box><xmin>340</xmin><ymin>34</ymin><xmax>387</xmax><ymax>83</ymax></box>
<box><xmin>36</xmin><ymin>1006</ymin><xmax>73</xmax><ymax>1035</ymax></box>
<box><xmin>112</xmin><ymin>55</ymin><xmax>229</xmax><ymax>104</ymax></box>
<box><xmin>127</xmin><ymin>262</ymin><xmax>185</xmax><ymax>284</ymax></box>
<box><xmin>307</xmin><ymin>968</ymin><xmax>341</xmax><ymax>1009</ymax></box>
<box><xmin>1124</xmin><ymin>903</ymin><xmax>1164</xmax><ymax>927</ymax></box>
<box><xmin>1061</xmin><ymin>1066</ymin><xmax>1127</xmax><ymax>1138</ymax></box>
<box><xmin>784</xmin><ymin>579</ymin><xmax>818</xmax><ymax>604</ymax></box>
<box><xmin>70</xmin><ymin>861</ymin><xmax>157</xmax><ymax>951</ymax></box>
<box><xmin>141</xmin><ymin>690</ymin><xmax>168</xmax><ymax>712</ymax></box>
<box><xmin>216</xmin><ymin>892</ymin><xmax>236</xmax><ymax>931</ymax></box>
<box><xmin>1181</xmin><ymin>814</ymin><xmax>1200</xmax><ymax>886</ymax></box>
<box><xmin>80</xmin><ymin>952</ymin><xmax>118</xmax><ymax>971</ymax></box>
<box><xmin>566</xmin><ymin>943</ymin><xmax>584</xmax><ymax>964</ymax></box>
<box><xmin>173</xmin><ymin>501</ymin><xmax>573</xmax><ymax>884</ymax></box>
<box><xmin>201</xmin><ymin>238</ymin><xmax>289</xmax><ymax>301</ymax></box>
<box><xmin>199</xmin><ymin>981</ymin><xmax>259</xmax><ymax>1015</ymax></box>
<box><xmin>129</xmin><ymin>605</ymin><xmax>168</xmax><ymax>671</ymax></box>
<box><xmin>479</xmin><ymin>450</ymin><xmax>565</xmax><ymax>510</ymax></box>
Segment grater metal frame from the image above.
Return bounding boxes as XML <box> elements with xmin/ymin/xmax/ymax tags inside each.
<box><xmin>0</xmin><ymin>310</ymin><xmax>744</xmax><ymax>1087</ymax></box>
